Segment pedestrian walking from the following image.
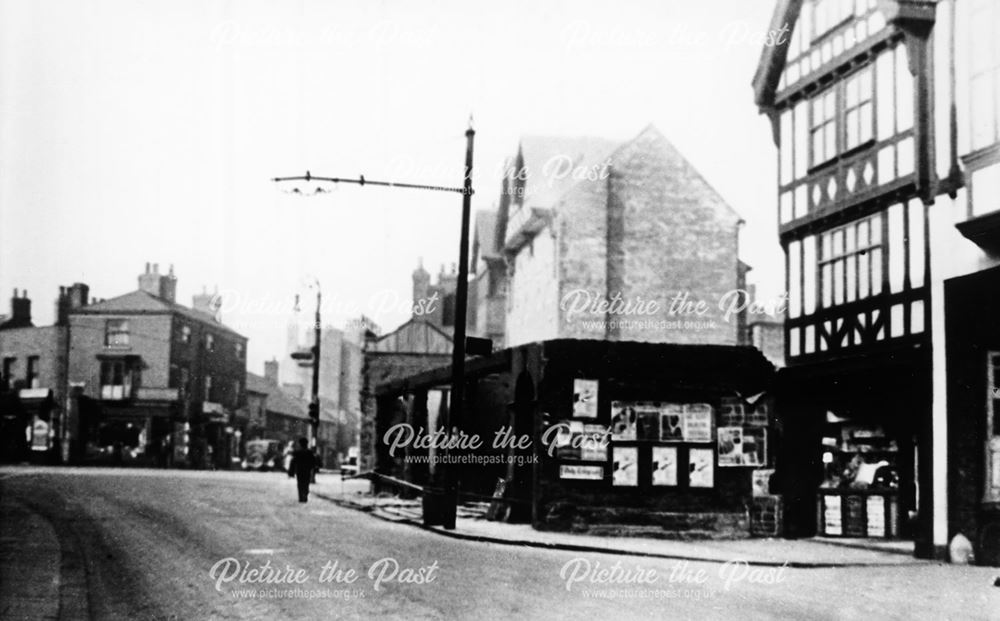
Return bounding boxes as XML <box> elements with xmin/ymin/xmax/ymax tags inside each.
<box><xmin>288</xmin><ymin>438</ymin><xmax>317</xmax><ymax>503</ymax></box>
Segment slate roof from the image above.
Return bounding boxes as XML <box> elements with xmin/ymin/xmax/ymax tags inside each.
<box><xmin>246</xmin><ymin>371</ymin><xmax>339</xmax><ymax>422</ymax></box>
<box><xmin>72</xmin><ymin>290</ymin><xmax>245</xmax><ymax>339</ymax></box>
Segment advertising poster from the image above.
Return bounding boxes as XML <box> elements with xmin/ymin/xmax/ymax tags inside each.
<box><xmin>689</xmin><ymin>448</ymin><xmax>714</xmax><ymax>488</ymax></box>
<box><xmin>572</xmin><ymin>379</ymin><xmax>599</xmax><ymax>418</ymax></box>
<box><xmin>555</xmin><ymin>421</ymin><xmax>583</xmax><ymax>460</ymax></box>
<box><xmin>659</xmin><ymin>403</ymin><xmax>684</xmax><ymax>441</ymax></box>
<box><xmin>717</xmin><ymin>426</ymin><xmax>744</xmax><ymax>466</ymax></box>
<box><xmin>682</xmin><ymin>403</ymin><xmax>714</xmax><ymax>442</ymax></box>
<box><xmin>636</xmin><ymin>404</ymin><xmax>661</xmax><ymax>441</ymax></box>
<box><xmin>612</xmin><ymin>447</ymin><xmax>638</xmax><ymax>486</ymax></box>
<box><xmin>742</xmin><ymin>427</ymin><xmax>768</xmax><ymax>467</ymax></box>
<box><xmin>610</xmin><ymin>402</ymin><xmax>637</xmax><ymax>441</ymax></box>
<box><xmin>752</xmin><ymin>468</ymin><xmax>775</xmax><ymax>497</ymax></box>
<box><xmin>581</xmin><ymin>424</ymin><xmax>609</xmax><ymax>461</ymax></box>
<box><xmin>651</xmin><ymin>446</ymin><xmax>678</xmax><ymax>486</ymax></box>
<box><xmin>560</xmin><ymin>465</ymin><xmax>604</xmax><ymax>480</ymax></box>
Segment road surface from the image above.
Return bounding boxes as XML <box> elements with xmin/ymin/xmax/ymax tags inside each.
<box><xmin>1</xmin><ymin>467</ymin><xmax>997</xmax><ymax>620</ymax></box>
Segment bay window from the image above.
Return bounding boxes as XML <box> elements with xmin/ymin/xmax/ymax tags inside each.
<box><xmin>100</xmin><ymin>360</ymin><xmax>136</xmax><ymax>400</ymax></box>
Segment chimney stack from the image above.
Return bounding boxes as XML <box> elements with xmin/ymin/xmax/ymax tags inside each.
<box><xmin>264</xmin><ymin>359</ymin><xmax>279</xmax><ymax>385</ymax></box>
<box><xmin>7</xmin><ymin>288</ymin><xmax>32</xmax><ymax>328</ymax></box>
<box><xmin>57</xmin><ymin>282</ymin><xmax>90</xmax><ymax>326</ymax></box>
<box><xmin>192</xmin><ymin>286</ymin><xmax>221</xmax><ymax>321</ymax></box>
<box><xmin>159</xmin><ymin>264</ymin><xmax>177</xmax><ymax>303</ymax></box>
<box><xmin>138</xmin><ymin>261</ymin><xmax>162</xmax><ymax>297</ymax></box>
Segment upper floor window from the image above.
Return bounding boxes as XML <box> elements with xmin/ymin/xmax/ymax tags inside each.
<box><xmin>970</xmin><ymin>0</ymin><xmax>1000</xmax><ymax>151</ymax></box>
<box><xmin>105</xmin><ymin>319</ymin><xmax>130</xmax><ymax>347</ymax></box>
<box><xmin>813</xmin><ymin>0</ymin><xmax>855</xmax><ymax>40</ymax></box>
<box><xmin>204</xmin><ymin>375</ymin><xmax>213</xmax><ymax>402</ymax></box>
<box><xmin>845</xmin><ymin>66</ymin><xmax>874</xmax><ymax>150</ymax></box>
<box><xmin>235</xmin><ymin>342</ymin><xmax>244</xmax><ymax>359</ymax></box>
<box><xmin>178</xmin><ymin>324</ymin><xmax>191</xmax><ymax>344</ymax></box>
<box><xmin>820</xmin><ymin>213</ymin><xmax>883</xmax><ymax>307</ymax></box>
<box><xmin>26</xmin><ymin>356</ymin><xmax>39</xmax><ymax>389</ymax></box>
<box><xmin>2</xmin><ymin>357</ymin><xmax>16</xmax><ymax>390</ymax></box>
<box><xmin>100</xmin><ymin>360</ymin><xmax>136</xmax><ymax>400</ymax></box>
<box><xmin>205</xmin><ymin>334</ymin><xmax>215</xmax><ymax>352</ymax></box>
<box><xmin>811</xmin><ymin>88</ymin><xmax>838</xmax><ymax>165</ymax></box>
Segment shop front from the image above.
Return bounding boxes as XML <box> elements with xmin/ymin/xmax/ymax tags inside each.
<box><xmin>944</xmin><ymin>264</ymin><xmax>1000</xmax><ymax>565</ymax></box>
<box><xmin>776</xmin><ymin>352</ymin><xmax>932</xmax><ymax>553</ymax></box>
<box><xmin>372</xmin><ymin>339</ymin><xmax>777</xmax><ymax>538</ymax></box>
<box><xmin>527</xmin><ymin>340</ymin><xmax>776</xmax><ymax>538</ymax></box>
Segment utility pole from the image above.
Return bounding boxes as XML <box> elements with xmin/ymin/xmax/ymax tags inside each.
<box><xmin>440</xmin><ymin>123</ymin><xmax>475</xmax><ymax>529</ymax></box>
<box><xmin>272</xmin><ymin>120</ymin><xmax>475</xmax><ymax>529</ymax></box>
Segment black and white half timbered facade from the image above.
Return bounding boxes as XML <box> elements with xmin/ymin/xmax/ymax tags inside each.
<box><xmin>755</xmin><ymin>0</ymin><xmax>1000</xmax><ymax>563</ymax></box>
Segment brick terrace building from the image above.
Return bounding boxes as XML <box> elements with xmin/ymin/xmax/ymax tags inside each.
<box><xmin>67</xmin><ymin>263</ymin><xmax>247</xmax><ymax>468</ymax></box>
<box><xmin>0</xmin><ymin>286</ymin><xmax>85</xmax><ymax>462</ymax></box>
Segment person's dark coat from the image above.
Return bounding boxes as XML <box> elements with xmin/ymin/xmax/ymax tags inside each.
<box><xmin>289</xmin><ymin>448</ymin><xmax>318</xmax><ymax>502</ymax></box>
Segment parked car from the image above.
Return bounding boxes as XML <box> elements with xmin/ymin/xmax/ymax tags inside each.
<box><xmin>242</xmin><ymin>439</ymin><xmax>282</xmax><ymax>471</ymax></box>
<box><xmin>340</xmin><ymin>446</ymin><xmax>359</xmax><ymax>477</ymax></box>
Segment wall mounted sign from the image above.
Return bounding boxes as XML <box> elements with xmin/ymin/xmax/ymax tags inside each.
<box><xmin>560</xmin><ymin>465</ymin><xmax>604</xmax><ymax>480</ymax></box>
<box><xmin>572</xmin><ymin>379</ymin><xmax>599</xmax><ymax>418</ymax></box>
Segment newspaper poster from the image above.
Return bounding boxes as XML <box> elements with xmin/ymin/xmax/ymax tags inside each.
<box><xmin>572</xmin><ymin>379</ymin><xmax>599</xmax><ymax>418</ymax></box>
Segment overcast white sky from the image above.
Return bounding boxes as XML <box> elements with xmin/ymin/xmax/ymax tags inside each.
<box><xmin>0</xmin><ymin>0</ymin><xmax>782</xmax><ymax>373</ymax></box>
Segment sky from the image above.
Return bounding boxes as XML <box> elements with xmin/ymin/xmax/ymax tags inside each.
<box><xmin>0</xmin><ymin>0</ymin><xmax>783</xmax><ymax>374</ymax></box>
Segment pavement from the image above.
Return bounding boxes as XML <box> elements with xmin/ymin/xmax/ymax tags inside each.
<box><xmin>313</xmin><ymin>480</ymin><xmax>926</xmax><ymax>569</ymax></box>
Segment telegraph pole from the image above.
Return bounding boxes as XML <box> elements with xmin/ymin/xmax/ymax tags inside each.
<box><xmin>273</xmin><ymin>120</ymin><xmax>475</xmax><ymax>529</ymax></box>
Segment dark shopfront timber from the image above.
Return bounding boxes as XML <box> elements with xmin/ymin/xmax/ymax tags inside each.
<box><xmin>369</xmin><ymin>339</ymin><xmax>780</xmax><ymax>538</ymax></box>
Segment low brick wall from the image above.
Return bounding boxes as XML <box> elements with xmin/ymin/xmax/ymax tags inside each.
<box><xmin>538</xmin><ymin>503</ymin><xmax>750</xmax><ymax>540</ymax></box>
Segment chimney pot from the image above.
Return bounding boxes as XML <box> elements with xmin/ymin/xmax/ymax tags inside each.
<box><xmin>13</xmin><ymin>288</ymin><xmax>17</xmax><ymax>297</ymax></box>
<box><xmin>145</xmin><ymin>262</ymin><xmax>150</xmax><ymax>274</ymax></box>
<box><xmin>153</xmin><ymin>263</ymin><xmax>159</xmax><ymax>274</ymax></box>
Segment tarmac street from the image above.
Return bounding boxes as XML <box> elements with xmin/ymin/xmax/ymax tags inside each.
<box><xmin>1</xmin><ymin>466</ymin><xmax>998</xmax><ymax>620</ymax></box>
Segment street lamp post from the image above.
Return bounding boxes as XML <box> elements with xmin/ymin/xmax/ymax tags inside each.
<box><xmin>273</xmin><ymin>121</ymin><xmax>475</xmax><ymax>530</ymax></box>
<box><xmin>309</xmin><ymin>285</ymin><xmax>321</xmax><ymax>450</ymax></box>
